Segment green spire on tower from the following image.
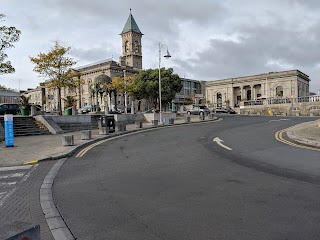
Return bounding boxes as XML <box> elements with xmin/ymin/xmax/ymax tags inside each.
<box><xmin>121</xmin><ymin>9</ymin><xmax>142</xmax><ymax>34</ymax></box>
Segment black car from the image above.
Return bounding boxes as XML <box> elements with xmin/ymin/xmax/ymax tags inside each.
<box><xmin>0</xmin><ymin>103</ymin><xmax>20</xmax><ymax>115</ymax></box>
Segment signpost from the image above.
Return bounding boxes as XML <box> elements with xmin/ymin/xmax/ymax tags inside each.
<box><xmin>4</xmin><ymin>114</ymin><xmax>14</xmax><ymax>147</ymax></box>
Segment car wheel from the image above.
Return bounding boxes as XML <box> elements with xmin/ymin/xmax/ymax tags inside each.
<box><xmin>200</xmin><ymin>111</ymin><xmax>204</xmax><ymax>115</ymax></box>
<box><xmin>187</xmin><ymin>111</ymin><xmax>191</xmax><ymax>115</ymax></box>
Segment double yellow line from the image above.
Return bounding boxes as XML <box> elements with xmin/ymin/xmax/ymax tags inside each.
<box><xmin>275</xmin><ymin>125</ymin><xmax>320</xmax><ymax>152</ymax></box>
<box><xmin>76</xmin><ymin>118</ymin><xmax>222</xmax><ymax>158</ymax></box>
<box><xmin>76</xmin><ymin>128</ymin><xmax>153</xmax><ymax>158</ymax></box>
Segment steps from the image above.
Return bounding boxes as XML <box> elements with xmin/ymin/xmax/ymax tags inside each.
<box><xmin>0</xmin><ymin>116</ymin><xmax>50</xmax><ymax>136</ymax></box>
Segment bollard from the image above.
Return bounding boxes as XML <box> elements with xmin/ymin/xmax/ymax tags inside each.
<box><xmin>117</xmin><ymin>123</ymin><xmax>126</xmax><ymax>132</ymax></box>
<box><xmin>62</xmin><ymin>135</ymin><xmax>74</xmax><ymax>146</ymax></box>
<box><xmin>185</xmin><ymin>116</ymin><xmax>191</xmax><ymax>122</ymax></box>
<box><xmin>199</xmin><ymin>114</ymin><xmax>205</xmax><ymax>120</ymax></box>
<box><xmin>81</xmin><ymin>130</ymin><xmax>91</xmax><ymax>140</ymax></box>
<box><xmin>135</xmin><ymin>121</ymin><xmax>143</xmax><ymax>128</ymax></box>
<box><xmin>30</xmin><ymin>105</ymin><xmax>37</xmax><ymax>116</ymax></box>
<box><xmin>151</xmin><ymin>120</ymin><xmax>158</xmax><ymax>127</ymax></box>
<box><xmin>99</xmin><ymin>126</ymin><xmax>109</xmax><ymax>135</ymax></box>
<box><xmin>208</xmin><ymin>113</ymin><xmax>214</xmax><ymax>119</ymax></box>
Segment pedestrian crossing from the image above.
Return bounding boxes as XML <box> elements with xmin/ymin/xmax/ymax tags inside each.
<box><xmin>0</xmin><ymin>164</ymin><xmax>39</xmax><ymax>207</ymax></box>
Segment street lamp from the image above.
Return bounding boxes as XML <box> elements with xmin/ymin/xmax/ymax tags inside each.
<box><xmin>123</xmin><ymin>70</ymin><xmax>127</xmax><ymax>114</ymax></box>
<box><xmin>159</xmin><ymin>42</ymin><xmax>171</xmax><ymax>124</ymax></box>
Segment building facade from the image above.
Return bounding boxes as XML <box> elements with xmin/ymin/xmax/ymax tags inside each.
<box><xmin>205</xmin><ymin>70</ymin><xmax>310</xmax><ymax>109</ymax></box>
<box><xmin>39</xmin><ymin>11</ymin><xmax>144</xmax><ymax>113</ymax></box>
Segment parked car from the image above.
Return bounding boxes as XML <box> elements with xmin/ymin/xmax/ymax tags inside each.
<box><xmin>187</xmin><ymin>106</ymin><xmax>210</xmax><ymax>115</ymax></box>
<box><xmin>0</xmin><ymin>103</ymin><xmax>20</xmax><ymax>115</ymax></box>
<box><xmin>213</xmin><ymin>107</ymin><xmax>236</xmax><ymax>114</ymax></box>
<box><xmin>79</xmin><ymin>105</ymin><xmax>94</xmax><ymax>114</ymax></box>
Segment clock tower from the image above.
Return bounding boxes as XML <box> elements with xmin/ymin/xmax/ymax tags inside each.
<box><xmin>119</xmin><ymin>10</ymin><xmax>143</xmax><ymax>69</ymax></box>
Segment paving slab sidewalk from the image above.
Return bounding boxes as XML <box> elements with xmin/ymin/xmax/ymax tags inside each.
<box><xmin>286</xmin><ymin>119</ymin><xmax>320</xmax><ymax>147</ymax></box>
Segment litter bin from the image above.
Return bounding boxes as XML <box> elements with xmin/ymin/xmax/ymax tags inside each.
<box><xmin>99</xmin><ymin>115</ymin><xmax>115</xmax><ymax>133</ymax></box>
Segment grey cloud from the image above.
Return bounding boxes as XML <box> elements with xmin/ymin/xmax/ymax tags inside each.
<box><xmin>173</xmin><ymin>20</ymin><xmax>320</xmax><ymax>91</ymax></box>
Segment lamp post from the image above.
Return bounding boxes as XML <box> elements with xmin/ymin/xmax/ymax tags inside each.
<box><xmin>158</xmin><ymin>42</ymin><xmax>171</xmax><ymax>124</ymax></box>
<box><xmin>123</xmin><ymin>70</ymin><xmax>127</xmax><ymax>114</ymax></box>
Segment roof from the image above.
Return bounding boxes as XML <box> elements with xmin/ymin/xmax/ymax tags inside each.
<box><xmin>121</xmin><ymin>13</ymin><xmax>142</xmax><ymax>34</ymax></box>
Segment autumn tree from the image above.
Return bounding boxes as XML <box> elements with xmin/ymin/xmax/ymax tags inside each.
<box><xmin>30</xmin><ymin>42</ymin><xmax>76</xmax><ymax>115</ymax></box>
<box><xmin>133</xmin><ymin>68</ymin><xmax>182</xmax><ymax>110</ymax></box>
<box><xmin>0</xmin><ymin>14</ymin><xmax>21</xmax><ymax>74</ymax></box>
<box><xmin>111</xmin><ymin>75</ymin><xmax>136</xmax><ymax>111</ymax></box>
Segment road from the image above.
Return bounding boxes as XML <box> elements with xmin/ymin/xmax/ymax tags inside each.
<box><xmin>53</xmin><ymin>116</ymin><xmax>320</xmax><ymax>240</ymax></box>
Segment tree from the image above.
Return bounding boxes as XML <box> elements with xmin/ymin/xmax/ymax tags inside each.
<box><xmin>111</xmin><ymin>75</ymin><xmax>136</xmax><ymax>111</ymax></box>
<box><xmin>0</xmin><ymin>84</ymin><xmax>16</xmax><ymax>92</ymax></box>
<box><xmin>0</xmin><ymin>14</ymin><xmax>21</xmax><ymax>74</ymax></box>
<box><xmin>29</xmin><ymin>42</ymin><xmax>76</xmax><ymax>115</ymax></box>
<box><xmin>133</xmin><ymin>68</ymin><xmax>182</xmax><ymax>109</ymax></box>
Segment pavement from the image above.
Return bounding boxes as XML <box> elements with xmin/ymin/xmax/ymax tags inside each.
<box><xmin>0</xmin><ymin>115</ymin><xmax>319</xmax><ymax>239</ymax></box>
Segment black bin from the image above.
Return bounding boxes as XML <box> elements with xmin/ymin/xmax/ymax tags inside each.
<box><xmin>99</xmin><ymin>115</ymin><xmax>115</xmax><ymax>133</ymax></box>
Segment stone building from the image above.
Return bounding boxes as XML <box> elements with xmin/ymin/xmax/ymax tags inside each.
<box><xmin>205</xmin><ymin>70</ymin><xmax>310</xmax><ymax>109</ymax></box>
<box><xmin>42</xmin><ymin>11</ymin><xmax>144</xmax><ymax>113</ymax></box>
<box><xmin>0</xmin><ymin>91</ymin><xmax>19</xmax><ymax>104</ymax></box>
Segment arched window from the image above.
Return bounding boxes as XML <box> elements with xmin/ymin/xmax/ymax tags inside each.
<box><xmin>134</xmin><ymin>40</ymin><xmax>139</xmax><ymax>53</ymax></box>
<box><xmin>125</xmin><ymin>41</ymin><xmax>129</xmax><ymax>53</ymax></box>
<box><xmin>276</xmin><ymin>86</ymin><xmax>283</xmax><ymax>97</ymax></box>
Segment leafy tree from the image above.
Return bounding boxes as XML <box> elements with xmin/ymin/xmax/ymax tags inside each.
<box><xmin>0</xmin><ymin>84</ymin><xmax>16</xmax><ymax>92</ymax></box>
<box><xmin>0</xmin><ymin>14</ymin><xmax>21</xmax><ymax>74</ymax></box>
<box><xmin>111</xmin><ymin>75</ymin><xmax>136</xmax><ymax>110</ymax></box>
<box><xmin>29</xmin><ymin>42</ymin><xmax>76</xmax><ymax>115</ymax></box>
<box><xmin>133</xmin><ymin>68</ymin><xmax>182</xmax><ymax>109</ymax></box>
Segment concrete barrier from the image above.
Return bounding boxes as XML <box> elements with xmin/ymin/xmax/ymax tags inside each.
<box><xmin>62</xmin><ymin>135</ymin><xmax>74</xmax><ymax>146</ymax></box>
<box><xmin>81</xmin><ymin>130</ymin><xmax>91</xmax><ymax>140</ymax></box>
<box><xmin>185</xmin><ymin>117</ymin><xmax>191</xmax><ymax>122</ymax></box>
<box><xmin>0</xmin><ymin>221</ymin><xmax>40</xmax><ymax>240</ymax></box>
<box><xmin>135</xmin><ymin>121</ymin><xmax>143</xmax><ymax>128</ymax></box>
<box><xmin>117</xmin><ymin>123</ymin><xmax>126</xmax><ymax>132</ymax></box>
<box><xmin>169</xmin><ymin>118</ymin><xmax>174</xmax><ymax>124</ymax></box>
<box><xmin>151</xmin><ymin>120</ymin><xmax>158</xmax><ymax>126</ymax></box>
<box><xmin>208</xmin><ymin>113</ymin><xmax>215</xmax><ymax>119</ymax></box>
<box><xmin>99</xmin><ymin>126</ymin><xmax>109</xmax><ymax>135</ymax></box>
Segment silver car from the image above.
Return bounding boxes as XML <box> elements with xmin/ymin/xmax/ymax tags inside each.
<box><xmin>187</xmin><ymin>106</ymin><xmax>210</xmax><ymax>115</ymax></box>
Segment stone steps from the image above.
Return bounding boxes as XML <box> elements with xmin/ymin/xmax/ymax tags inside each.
<box><xmin>0</xmin><ymin>116</ymin><xmax>50</xmax><ymax>137</ymax></box>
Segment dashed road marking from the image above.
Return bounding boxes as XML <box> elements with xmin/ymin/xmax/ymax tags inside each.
<box><xmin>0</xmin><ymin>164</ymin><xmax>39</xmax><ymax>207</ymax></box>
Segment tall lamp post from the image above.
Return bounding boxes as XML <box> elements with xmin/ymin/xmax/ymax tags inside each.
<box><xmin>159</xmin><ymin>42</ymin><xmax>171</xmax><ymax>124</ymax></box>
<box><xmin>123</xmin><ymin>70</ymin><xmax>127</xmax><ymax>114</ymax></box>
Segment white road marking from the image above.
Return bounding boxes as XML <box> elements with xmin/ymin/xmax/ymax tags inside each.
<box><xmin>0</xmin><ymin>165</ymin><xmax>32</xmax><ymax>172</ymax></box>
<box><xmin>0</xmin><ymin>188</ymin><xmax>17</xmax><ymax>207</ymax></box>
<box><xmin>269</xmin><ymin>119</ymin><xmax>291</xmax><ymax>122</ymax></box>
<box><xmin>0</xmin><ymin>173</ymin><xmax>25</xmax><ymax>179</ymax></box>
<box><xmin>0</xmin><ymin>164</ymin><xmax>38</xmax><ymax>206</ymax></box>
<box><xmin>213</xmin><ymin>137</ymin><xmax>232</xmax><ymax>151</ymax></box>
<box><xmin>0</xmin><ymin>182</ymin><xmax>17</xmax><ymax>186</ymax></box>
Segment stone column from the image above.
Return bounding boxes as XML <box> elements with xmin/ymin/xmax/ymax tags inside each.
<box><xmin>251</xmin><ymin>85</ymin><xmax>254</xmax><ymax>100</ymax></box>
<box><xmin>240</xmin><ymin>86</ymin><xmax>244</xmax><ymax>100</ymax></box>
<box><xmin>230</xmin><ymin>85</ymin><xmax>234</xmax><ymax>108</ymax></box>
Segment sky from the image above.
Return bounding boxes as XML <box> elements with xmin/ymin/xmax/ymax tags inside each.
<box><xmin>1</xmin><ymin>0</ymin><xmax>320</xmax><ymax>93</ymax></box>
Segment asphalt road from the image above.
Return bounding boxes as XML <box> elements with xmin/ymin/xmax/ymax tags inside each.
<box><xmin>53</xmin><ymin>116</ymin><xmax>320</xmax><ymax>240</ymax></box>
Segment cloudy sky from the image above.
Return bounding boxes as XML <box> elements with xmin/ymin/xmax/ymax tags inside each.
<box><xmin>1</xmin><ymin>0</ymin><xmax>320</xmax><ymax>93</ymax></box>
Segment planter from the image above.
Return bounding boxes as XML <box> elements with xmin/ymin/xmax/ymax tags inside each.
<box><xmin>20</xmin><ymin>108</ymin><xmax>30</xmax><ymax>116</ymax></box>
<box><xmin>65</xmin><ymin>108</ymin><xmax>72</xmax><ymax>115</ymax></box>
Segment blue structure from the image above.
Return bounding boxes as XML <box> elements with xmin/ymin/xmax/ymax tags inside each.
<box><xmin>4</xmin><ymin>114</ymin><xmax>14</xmax><ymax>147</ymax></box>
